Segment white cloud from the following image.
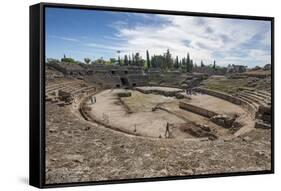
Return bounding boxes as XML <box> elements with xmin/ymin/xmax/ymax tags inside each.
<box><xmin>108</xmin><ymin>15</ymin><xmax>271</xmax><ymax>67</ymax></box>
<box><xmin>263</xmin><ymin>29</ymin><xmax>271</xmax><ymax>47</ymax></box>
<box><xmin>85</xmin><ymin>42</ymin><xmax>122</xmax><ymax>51</ymax></box>
<box><xmin>49</xmin><ymin>35</ymin><xmax>79</xmax><ymax>42</ymax></box>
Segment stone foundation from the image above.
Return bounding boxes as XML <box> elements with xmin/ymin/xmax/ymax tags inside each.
<box><xmin>135</xmin><ymin>86</ymin><xmax>183</xmax><ymax>97</ymax></box>
<box><xmin>179</xmin><ymin>102</ymin><xmax>237</xmax><ymax>128</ymax></box>
<box><xmin>179</xmin><ymin>102</ymin><xmax>218</xmax><ymax>118</ymax></box>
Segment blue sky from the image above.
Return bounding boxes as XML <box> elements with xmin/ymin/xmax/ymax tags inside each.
<box><xmin>46</xmin><ymin>7</ymin><xmax>271</xmax><ymax>67</ymax></box>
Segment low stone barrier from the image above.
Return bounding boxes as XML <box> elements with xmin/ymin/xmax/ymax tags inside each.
<box><xmin>179</xmin><ymin>102</ymin><xmax>237</xmax><ymax>128</ymax></box>
<box><xmin>179</xmin><ymin>102</ymin><xmax>218</xmax><ymax>118</ymax></box>
<box><xmin>194</xmin><ymin>88</ymin><xmax>242</xmax><ymax>105</ymax></box>
<box><xmin>135</xmin><ymin>87</ymin><xmax>183</xmax><ymax>97</ymax></box>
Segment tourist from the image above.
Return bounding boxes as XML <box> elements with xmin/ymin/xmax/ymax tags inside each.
<box><xmin>165</xmin><ymin>122</ymin><xmax>170</xmax><ymax>138</ymax></box>
<box><xmin>90</xmin><ymin>96</ymin><xmax>93</xmax><ymax>104</ymax></box>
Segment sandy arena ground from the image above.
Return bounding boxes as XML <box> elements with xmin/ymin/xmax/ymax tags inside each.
<box><xmin>87</xmin><ymin>88</ymin><xmax>251</xmax><ymax>139</ymax></box>
<box><xmin>187</xmin><ymin>94</ymin><xmax>246</xmax><ymax>115</ymax></box>
<box><xmin>88</xmin><ymin>89</ymin><xmax>187</xmax><ymax>138</ymax></box>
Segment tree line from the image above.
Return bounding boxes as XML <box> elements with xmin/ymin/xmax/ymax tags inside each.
<box><xmin>118</xmin><ymin>49</ymin><xmax>197</xmax><ymax>72</ymax></box>
<box><xmin>54</xmin><ymin>50</ymin><xmax>218</xmax><ymax>73</ymax></box>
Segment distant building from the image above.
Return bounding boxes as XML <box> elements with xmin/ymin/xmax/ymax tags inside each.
<box><xmin>227</xmin><ymin>64</ymin><xmax>247</xmax><ymax>73</ymax></box>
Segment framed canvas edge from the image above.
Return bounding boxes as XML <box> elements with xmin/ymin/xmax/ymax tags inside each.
<box><xmin>29</xmin><ymin>2</ymin><xmax>275</xmax><ymax>189</ymax></box>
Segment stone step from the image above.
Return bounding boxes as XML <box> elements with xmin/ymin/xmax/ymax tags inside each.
<box><xmin>82</xmin><ymin>86</ymin><xmax>96</xmax><ymax>92</ymax></box>
<box><xmin>71</xmin><ymin>87</ymin><xmax>88</xmax><ymax>95</ymax></box>
<box><xmin>46</xmin><ymin>85</ymin><xmax>71</xmax><ymax>94</ymax></box>
<box><xmin>46</xmin><ymin>81</ymin><xmax>83</xmax><ymax>92</ymax></box>
<box><xmin>238</xmin><ymin>87</ymin><xmax>255</xmax><ymax>91</ymax></box>
<box><xmin>237</xmin><ymin>95</ymin><xmax>259</xmax><ymax>110</ymax></box>
<box><xmin>238</xmin><ymin>92</ymin><xmax>269</xmax><ymax>106</ymax></box>
<box><xmin>47</xmin><ymin>83</ymin><xmax>80</xmax><ymax>95</ymax></box>
<box><xmin>57</xmin><ymin>101</ymin><xmax>66</xmax><ymax>107</ymax></box>
<box><xmin>46</xmin><ymin>85</ymin><xmax>65</xmax><ymax>93</ymax></box>
<box><xmin>257</xmin><ymin>90</ymin><xmax>271</xmax><ymax>97</ymax></box>
<box><xmin>255</xmin><ymin>119</ymin><xmax>271</xmax><ymax>129</ymax></box>
<box><xmin>240</xmin><ymin>91</ymin><xmax>269</xmax><ymax>103</ymax></box>
<box><xmin>50</xmin><ymin>98</ymin><xmax>59</xmax><ymax>103</ymax></box>
<box><xmin>58</xmin><ymin>83</ymin><xmax>84</xmax><ymax>93</ymax></box>
<box><xmin>243</xmin><ymin>89</ymin><xmax>271</xmax><ymax>101</ymax></box>
<box><xmin>45</xmin><ymin>95</ymin><xmax>52</xmax><ymax>101</ymax></box>
<box><xmin>68</xmin><ymin>85</ymin><xmax>89</xmax><ymax>94</ymax></box>
<box><xmin>46</xmin><ymin>81</ymin><xmax>78</xmax><ymax>92</ymax></box>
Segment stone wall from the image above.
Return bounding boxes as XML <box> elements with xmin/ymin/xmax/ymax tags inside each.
<box><xmin>179</xmin><ymin>102</ymin><xmax>237</xmax><ymax>128</ymax></box>
<box><xmin>179</xmin><ymin>102</ymin><xmax>218</xmax><ymax>118</ymax></box>
<box><xmin>194</xmin><ymin>88</ymin><xmax>242</xmax><ymax>105</ymax></box>
<box><xmin>135</xmin><ymin>87</ymin><xmax>183</xmax><ymax>97</ymax></box>
<box><xmin>127</xmin><ymin>74</ymin><xmax>148</xmax><ymax>86</ymax></box>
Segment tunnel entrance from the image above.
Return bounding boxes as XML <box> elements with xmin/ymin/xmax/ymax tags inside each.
<box><xmin>120</xmin><ymin>77</ymin><xmax>129</xmax><ymax>86</ymax></box>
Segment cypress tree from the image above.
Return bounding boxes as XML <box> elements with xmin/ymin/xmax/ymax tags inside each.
<box><xmin>190</xmin><ymin>59</ymin><xmax>193</xmax><ymax>72</ymax></box>
<box><xmin>175</xmin><ymin>56</ymin><xmax>179</xmax><ymax>69</ymax></box>
<box><xmin>146</xmin><ymin>50</ymin><xmax>150</xmax><ymax>69</ymax></box>
<box><xmin>124</xmin><ymin>55</ymin><xmax>129</xmax><ymax>65</ymax></box>
<box><xmin>132</xmin><ymin>53</ymin><xmax>135</xmax><ymax>65</ymax></box>
<box><xmin>213</xmin><ymin>60</ymin><xmax>216</xmax><ymax>69</ymax></box>
<box><xmin>186</xmin><ymin>53</ymin><xmax>190</xmax><ymax>72</ymax></box>
<box><xmin>128</xmin><ymin>55</ymin><xmax>131</xmax><ymax>65</ymax></box>
<box><xmin>118</xmin><ymin>56</ymin><xmax>121</xmax><ymax>65</ymax></box>
<box><xmin>200</xmin><ymin>60</ymin><xmax>204</xmax><ymax>67</ymax></box>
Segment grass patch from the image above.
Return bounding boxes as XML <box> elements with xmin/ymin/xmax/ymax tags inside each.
<box><xmin>201</xmin><ymin>77</ymin><xmax>249</xmax><ymax>94</ymax></box>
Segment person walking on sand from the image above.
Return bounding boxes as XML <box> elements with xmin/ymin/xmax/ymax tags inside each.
<box><xmin>165</xmin><ymin>122</ymin><xmax>170</xmax><ymax>138</ymax></box>
<box><xmin>90</xmin><ymin>96</ymin><xmax>94</xmax><ymax>104</ymax></box>
<box><xmin>90</xmin><ymin>96</ymin><xmax>96</xmax><ymax>104</ymax></box>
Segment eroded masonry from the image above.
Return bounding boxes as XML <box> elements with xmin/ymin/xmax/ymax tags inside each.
<box><xmin>45</xmin><ymin>61</ymin><xmax>272</xmax><ymax>184</ymax></box>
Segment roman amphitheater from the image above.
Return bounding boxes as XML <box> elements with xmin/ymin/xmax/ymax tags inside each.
<box><xmin>45</xmin><ymin>62</ymin><xmax>272</xmax><ymax>184</ymax></box>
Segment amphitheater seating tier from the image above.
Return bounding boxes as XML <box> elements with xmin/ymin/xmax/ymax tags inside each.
<box><xmin>45</xmin><ymin>79</ymin><xmax>97</xmax><ymax>105</ymax></box>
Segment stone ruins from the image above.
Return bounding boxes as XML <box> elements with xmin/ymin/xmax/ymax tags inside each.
<box><xmin>45</xmin><ymin>60</ymin><xmax>272</xmax><ymax>184</ymax></box>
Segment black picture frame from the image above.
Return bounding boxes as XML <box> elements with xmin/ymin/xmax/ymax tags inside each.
<box><xmin>30</xmin><ymin>2</ymin><xmax>275</xmax><ymax>189</ymax></box>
